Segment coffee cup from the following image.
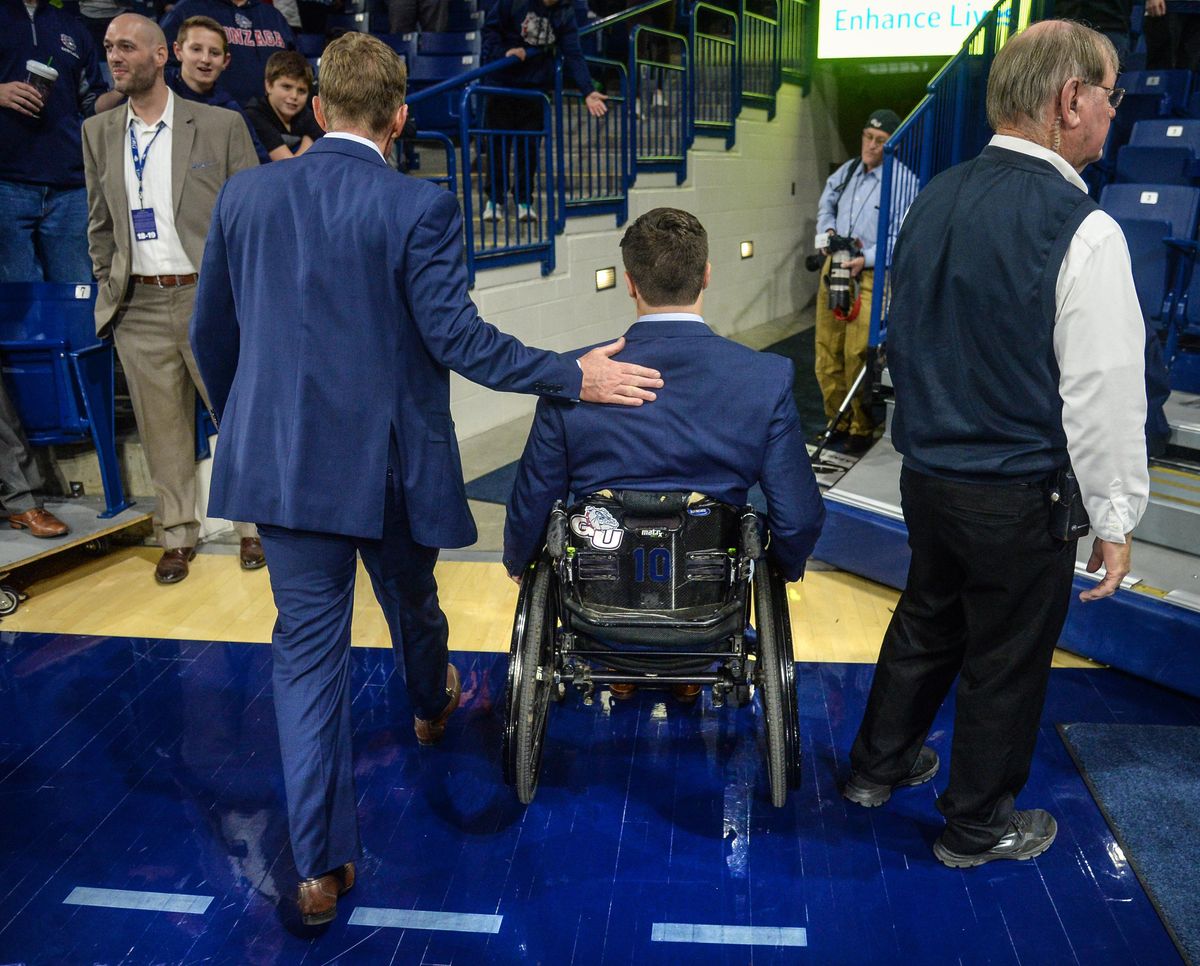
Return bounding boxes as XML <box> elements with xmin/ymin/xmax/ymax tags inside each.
<box><xmin>24</xmin><ymin>60</ymin><xmax>58</xmax><ymax>110</ymax></box>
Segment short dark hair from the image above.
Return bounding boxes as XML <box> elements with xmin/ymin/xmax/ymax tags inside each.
<box><xmin>619</xmin><ymin>208</ymin><xmax>708</xmax><ymax>306</ymax></box>
<box><xmin>265</xmin><ymin>50</ymin><xmax>314</xmax><ymax>88</ymax></box>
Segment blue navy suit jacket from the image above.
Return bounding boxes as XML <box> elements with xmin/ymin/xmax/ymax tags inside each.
<box><xmin>190</xmin><ymin>136</ymin><xmax>583</xmax><ymax>546</ymax></box>
<box><xmin>503</xmin><ymin>317</ymin><xmax>825</xmax><ymax>581</ymax></box>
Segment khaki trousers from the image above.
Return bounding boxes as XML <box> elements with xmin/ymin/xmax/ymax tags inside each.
<box><xmin>112</xmin><ymin>283</ymin><xmax>255</xmax><ymax>549</ymax></box>
<box><xmin>814</xmin><ymin>264</ymin><xmax>874</xmax><ymax>437</ymax></box>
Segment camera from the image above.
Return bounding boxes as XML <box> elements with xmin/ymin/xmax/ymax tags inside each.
<box><xmin>811</xmin><ymin>232</ymin><xmax>862</xmax><ymax>317</ymax></box>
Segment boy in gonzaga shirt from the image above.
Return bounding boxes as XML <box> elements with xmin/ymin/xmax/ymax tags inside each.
<box><xmin>244</xmin><ymin>51</ymin><xmax>323</xmax><ymax>161</ymax></box>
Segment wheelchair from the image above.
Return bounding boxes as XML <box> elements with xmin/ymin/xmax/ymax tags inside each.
<box><xmin>502</xmin><ymin>490</ymin><xmax>801</xmax><ymax>807</ymax></box>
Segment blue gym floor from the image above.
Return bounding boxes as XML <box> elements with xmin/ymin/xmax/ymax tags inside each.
<box><xmin>0</xmin><ymin>631</ymin><xmax>1195</xmax><ymax>964</ymax></box>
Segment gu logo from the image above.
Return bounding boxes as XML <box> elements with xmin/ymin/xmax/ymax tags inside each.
<box><xmin>570</xmin><ymin>505</ymin><xmax>623</xmax><ymax>550</ymax></box>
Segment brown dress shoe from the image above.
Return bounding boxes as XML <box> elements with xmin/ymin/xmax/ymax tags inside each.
<box><xmin>297</xmin><ymin>861</ymin><xmax>355</xmax><ymax>926</ymax></box>
<box><xmin>414</xmin><ymin>664</ymin><xmax>461</xmax><ymax>746</ymax></box>
<box><xmin>239</xmin><ymin>537</ymin><xmax>266</xmax><ymax>570</ymax></box>
<box><xmin>8</xmin><ymin>507</ymin><xmax>69</xmax><ymax>538</ymax></box>
<box><xmin>672</xmin><ymin>683</ymin><xmax>702</xmax><ymax>703</ymax></box>
<box><xmin>155</xmin><ymin>547</ymin><xmax>196</xmax><ymax>584</ymax></box>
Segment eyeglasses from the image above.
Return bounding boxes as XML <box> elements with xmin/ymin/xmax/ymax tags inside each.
<box><xmin>1084</xmin><ymin>81</ymin><xmax>1125</xmax><ymax>109</ymax></box>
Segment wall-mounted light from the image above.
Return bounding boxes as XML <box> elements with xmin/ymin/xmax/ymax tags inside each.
<box><xmin>740</xmin><ymin>241</ymin><xmax>754</xmax><ymax>259</ymax></box>
<box><xmin>595</xmin><ymin>267</ymin><xmax>617</xmax><ymax>291</ymax></box>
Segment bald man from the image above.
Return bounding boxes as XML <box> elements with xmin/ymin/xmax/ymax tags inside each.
<box><xmin>83</xmin><ymin>14</ymin><xmax>262</xmax><ymax>584</ymax></box>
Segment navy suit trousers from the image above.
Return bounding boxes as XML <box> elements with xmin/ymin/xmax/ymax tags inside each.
<box><xmin>258</xmin><ymin>453</ymin><xmax>451</xmax><ymax>878</ymax></box>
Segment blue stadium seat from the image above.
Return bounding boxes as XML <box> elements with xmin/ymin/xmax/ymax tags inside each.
<box><xmin>444</xmin><ymin>7</ymin><xmax>485</xmax><ymax>30</ymax></box>
<box><xmin>1100</xmin><ymin>183</ymin><xmax>1200</xmax><ymax>237</ymax></box>
<box><xmin>408</xmin><ymin>52</ymin><xmax>481</xmax><ymax>84</ymax></box>
<box><xmin>418</xmin><ymin>30</ymin><xmax>482</xmax><ymax>55</ymax></box>
<box><xmin>1112</xmin><ymin>216</ymin><xmax>1175</xmax><ymax>323</ymax></box>
<box><xmin>1116</xmin><ymin>119</ymin><xmax>1200</xmax><ymax>185</ymax></box>
<box><xmin>1119</xmin><ymin>69</ymin><xmax>1191</xmax><ymax>108</ymax></box>
<box><xmin>375</xmin><ymin>32</ymin><xmax>419</xmax><ymax>65</ymax></box>
<box><xmin>0</xmin><ymin>284</ymin><xmax>132</xmax><ymax>518</ymax></box>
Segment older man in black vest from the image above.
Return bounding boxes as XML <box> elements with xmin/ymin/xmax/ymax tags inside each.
<box><xmin>841</xmin><ymin>20</ymin><xmax>1149</xmax><ymax>867</ymax></box>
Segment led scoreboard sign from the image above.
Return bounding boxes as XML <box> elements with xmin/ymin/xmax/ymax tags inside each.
<box><xmin>818</xmin><ymin>0</ymin><xmax>1008</xmax><ymax>59</ymax></box>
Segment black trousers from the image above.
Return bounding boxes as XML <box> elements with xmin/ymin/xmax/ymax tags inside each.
<box><xmin>850</xmin><ymin>466</ymin><xmax>1077</xmax><ymax>854</ymax></box>
<box><xmin>484</xmin><ymin>94</ymin><xmax>544</xmax><ymax>205</ymax></box>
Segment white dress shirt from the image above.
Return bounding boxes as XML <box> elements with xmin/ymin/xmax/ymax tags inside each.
<box><xmin>989</xmin><ymin>135</ymin><xmax>1149</xmax><ymax>543</ymax></box>
<box><xmin>323</xmin><ymin>131</ymin><xmax>385</xmax><ymax>161</ymax></box>
<box><xmin>123</xmin><ymin>91</ymin><xmax>195</xmax><ymax>276</ymax></box>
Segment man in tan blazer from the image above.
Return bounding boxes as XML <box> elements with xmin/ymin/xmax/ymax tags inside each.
<box><xmin>83</xmin><ymin>13</ymin><xmax>263</xmax><ymax>583</ymax></box>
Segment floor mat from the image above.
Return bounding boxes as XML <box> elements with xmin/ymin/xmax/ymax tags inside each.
<box><xmin>1059</xmin><ymin>722</ymin><xmax>1200</xmax><ymax>966</ymax></box>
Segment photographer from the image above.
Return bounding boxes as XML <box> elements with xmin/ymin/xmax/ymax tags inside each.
<box><xmin>812</xmin><ymin>108</ymin><xmax>916</xmax><ymax>452</ymax></box>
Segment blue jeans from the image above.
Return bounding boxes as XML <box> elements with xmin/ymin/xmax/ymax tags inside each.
<box><xmin>0</xmin><ymin>180</ymin><xmax>93</xmax><ymax>283</ymax></box>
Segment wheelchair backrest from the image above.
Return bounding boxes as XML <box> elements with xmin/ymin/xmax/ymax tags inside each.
<box><xmin>557</xmin><ymin>491</ymin><xmax>747</xmax><ymax>615</ymax></box>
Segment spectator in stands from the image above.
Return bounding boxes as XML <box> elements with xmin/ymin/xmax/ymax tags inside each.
<box><xmin>97</xmin><ymin>16</ymin><xmax>271</xmax><ymax>162</ymax></box>
<box><xmin>1054</xmin><ymin>0</ymin><xmax>1134</xmax><ymax>66</ymax></box>
<box><xmin>503</xmin><ymin>206</ymin><xmax>825</xmax><ymax>594</ymax></box>
<box><xmin>159</xmin><ymin>0</ymin><xmax>295</xmax><ymax>106</ymax></box>
<box><xmin>1140</xmin><ymin>0</ymin><xmax>1200</xmax><ymax>71</ymax></box>
<box><xmin>188</xmin><ymin>32</ymin><xmax>660</xmax><ymax>926</ymax></box>
<box><xmin>244</xmin><ymin>50</ymin><xmax>323</xmax><ymax>160</ymax></box>
<box><xmin>387</xmin><ymin>0</ymin><xmax>446</xmax><ymax>34</ymax></box>
<box><xmin>0</xmin><ymin>0</ymin><xmax>108</xmax><ymax>283</ymax></box>
<box><xmin>841</xmin><ymin>21</ymin><xmax>1148</xmax><ymax>869</ymax></box>
<box><xmin>481</xmin><ymin>0</ymin><xmax>606</xmax><ymax>222</ymax></box>
<box><xmin>812</xmin><ymin>108</ymin><xmax>917</xmax><ymax>454</ymax></box>
<box><xmin>82</xmin><ymin>14</ymin><xmax>264</xmax><ymax>583</ymax></box>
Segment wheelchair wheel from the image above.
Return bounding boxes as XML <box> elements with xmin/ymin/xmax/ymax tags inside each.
<box><xmin>753</xmin><ymin>563</ymin><xmax>802</xmax><ymax>807</ymax></box>
<box><xmin>502</xmin><ymin>557</ymin><xmax>557</xmax><ymax>804</ymax></box>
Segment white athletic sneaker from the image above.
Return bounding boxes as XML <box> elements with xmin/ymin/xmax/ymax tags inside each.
<box><xmin>517</xmin><ymin>203</ymin><xmax>538</xmax><ymax>223</ymax></box>
<box><xmin>481</xmin><ymin>201</ymin><xmax>500</xmax><ymax>222</ymax></box>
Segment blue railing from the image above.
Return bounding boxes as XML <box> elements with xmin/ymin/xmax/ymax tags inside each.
<box><xmin>740</xmin><ymin>0</ymin><xmax>780</xmax><ymax>120</ymax></box>
<box><xmin>631</xmin><ymin>26</ymin><xmax>691</xmax><ymax>183</ymax></box>
<box><xmin>555</xmin><ymin>57</ymin><xmax>631</xmax><ymax>229</ymax></box>
<box><xmin>690</xmin><ymin>3</ymin><xmax>738</xmax><ymax>150</ymax></box>
<box><xmin>869</xmin><ymin>0</ymin><xmax>1043</xmax><ymax>348</ymax></box>
<box><xmin>460</xmin><ymin>85</ymin><xmax>557</xmax><ymax>286</ymax></box>
<box><xmin>402</xmin><ymin>0</ymin><xmax>808</xmax><ymax>284</ymax></box>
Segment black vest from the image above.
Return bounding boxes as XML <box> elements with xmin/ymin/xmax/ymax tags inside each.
<box><xmin>889</xmin><ymin>146</ymin><xmax>1098</xmax><ymax>483</ymax></box>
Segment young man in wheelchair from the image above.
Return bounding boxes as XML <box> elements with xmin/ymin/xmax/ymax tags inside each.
<box><xmin>503</xmin><ymin>207</ymin><xmax>826</xmax><ymax>702</ymax></box>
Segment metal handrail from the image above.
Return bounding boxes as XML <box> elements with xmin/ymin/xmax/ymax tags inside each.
<box><xmin>868</xmin><ymin>0</ymin><xmax>1046</xmax><ymax>348</ymax></box>
<box><xmin>690</xmin><ymin>2</ymin><xmax>738</xmax><ymax>149</ymax></box>
<box><xmin>581</xmin><ymin>0</ymin><xmax>678</xmax><ymax>37</ymax></box>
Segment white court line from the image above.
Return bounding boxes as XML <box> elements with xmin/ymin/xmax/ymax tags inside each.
<box><xmin>651</xmin><ymin>922</ymin><xmax>808</xmax><ymax>947</ymax></box>
<box><xmin>63</xmin><ymin>886</ymin><xmax>213</xmax><ymax>915</ymax></box>
<box><xmin>348</xmin><ymin>907</ymin><xmax>503</xmax><ymax>933</ymax></box>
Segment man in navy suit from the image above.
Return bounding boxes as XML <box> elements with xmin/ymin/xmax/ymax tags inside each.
<box><xmin>504</xmin><ymin>208</ymin><xmax>825</xmax><ymax>595</ymax></box>
<box><xmin>189</xmin><ymin>33</ymin><xmax>662</xmax><ymax>925</ymax></box>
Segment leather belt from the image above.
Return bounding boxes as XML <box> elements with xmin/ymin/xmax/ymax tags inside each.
<box><xmin>131</xmin><ymin>273</ymin><xmax>198</xmax><ymax>287</ymax></box>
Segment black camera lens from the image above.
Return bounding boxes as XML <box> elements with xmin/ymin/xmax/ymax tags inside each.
<box><xmin>805</xmin><ymin>253</ymin><xmax>824</xmax><ymax>272</ymax></box>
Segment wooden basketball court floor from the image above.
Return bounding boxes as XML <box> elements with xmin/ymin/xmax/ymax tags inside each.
<box><xmin>0</xmin><ymin>309</ymin><xmax>1191</xmax><ymax>963</ymax></box>
<box><xmin>0</xmin><ymin>539</ymin><xmax>1196</xmax><ymax>964</ymax></box>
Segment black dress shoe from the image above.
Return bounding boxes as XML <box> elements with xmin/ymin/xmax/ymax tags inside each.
<box><xmin>155</xmin><ymin>547</ymin><xmax>197</xmax><ymax>584</ymax></box>
<box><xmin>933</xmin><ymin>809</ymin><xmax>1058</xmax><ymax>868</ymax></box>
<box><xmin>843</xmin><ymin>746</ymin><xmax>940</xmax><ymax>807</ymax></box>
<box><xmin>239</xmin><ymin>537</ymin><xmax>266</xmax><ymax>570</ymax></box>
<box><xmin>297</xmin><ymin>861</ymin><xmax>355</xmax><ymax>926</ymax></box>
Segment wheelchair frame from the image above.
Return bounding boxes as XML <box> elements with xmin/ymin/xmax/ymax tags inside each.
<box><xmin>502</xmin><ymin>493</ymin><xmax>802</xmax><ymax>808</ymax></box>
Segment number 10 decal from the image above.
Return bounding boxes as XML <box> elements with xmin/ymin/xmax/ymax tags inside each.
<box><xmin>632</xmin><ymin>546</ymin><xmax>671</xmax><ymax>582</ymax></box>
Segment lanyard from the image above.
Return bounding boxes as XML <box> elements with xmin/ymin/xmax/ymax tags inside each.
<box><xmin>129</xmin><ymin>120</ymin><xmax>166</xmax><ymax>209</ymax></box>
<box><xmin>844</xmin><ymin>166</ymin><xmax>878</xmax><ymax>241</ymax></box>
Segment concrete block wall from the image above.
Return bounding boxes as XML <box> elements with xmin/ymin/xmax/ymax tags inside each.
<box><xmin>451</xmin><ymin>76</ymin><xmax>846</xmax><ymax>441</ymax></box>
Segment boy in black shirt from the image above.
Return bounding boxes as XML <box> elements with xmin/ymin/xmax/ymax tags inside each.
<box><xmin>244</xmin><ymin>51</ymin><xmax>323</xmax><ymax>161</ymax></box>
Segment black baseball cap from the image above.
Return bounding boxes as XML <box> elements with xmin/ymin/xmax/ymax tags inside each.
<box><xmin>864</xmin><ymin>108</ymin><xmax>901</xmax><ymax>135</ymax></box>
